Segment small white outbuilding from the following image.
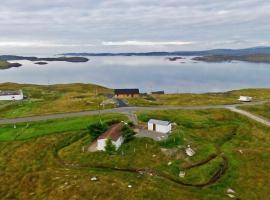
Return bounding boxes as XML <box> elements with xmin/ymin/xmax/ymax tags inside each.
<box><xmin>238</xmin><ymin>96</ymin><xmax>252</xmax><ymax>102</ymax></box>
<box><xmin>0</xmin><ymin>90</ymin><xmax>23</xmax><ymax>101</ymax></box>
<box><xmin>96</xmin><ymin>123</ymin><xmax>124</xmax><ymax>151</ymax></box>
<box><xmin>148</xmin><ymin>119</ymin><xmax>172</xmax><ymax>134</ymax></box>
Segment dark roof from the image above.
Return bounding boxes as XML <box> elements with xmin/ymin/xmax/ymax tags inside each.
<box><xmin>151</xmin><ymin>91</ymin><xmax>165</xmax><ymax>94</ymax></box>
<box><xmin>114</xmin><ymin>89</ymin><xmax>139</xmax><ymax>95</ymax></box>
<box><xmin>98</xmin><ymin>123</ymin><xmax>123</xmax><ymax>141</ymax></box>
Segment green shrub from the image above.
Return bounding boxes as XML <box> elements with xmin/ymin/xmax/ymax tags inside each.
<box><xmin>122</xmin><ymin>125</ymin><xmax>135</xmax><ymax>143</ymax></box>
<box><xmin>105</xmin><ymin>138</ymin><xmax>116</xmax><ymax>154</ymax></box>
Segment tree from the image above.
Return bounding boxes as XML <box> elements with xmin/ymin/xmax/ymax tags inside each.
<box><xmin>122</xmin><ymin>125</ymin><xmax>135</xmax><ymax>143</ymax></box>
<box><xmin>88</xmin><ymin>122</ymin><xmax>108</xmax><ymax>139</ymax></box>
<box><xmin>105</xmin><ymin>138</ymin><xmax>116</xmax><ymax>154</ymax></box>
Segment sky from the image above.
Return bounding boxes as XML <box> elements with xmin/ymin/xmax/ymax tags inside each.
<box><xmin>0</xmin><ymin>0</ymin><xmax>270</xmax><ymax>54</ymax></box>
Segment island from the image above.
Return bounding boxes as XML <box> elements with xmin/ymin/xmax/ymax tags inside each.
<box><xmin>166</xmin><ymin>56</ymin><xmax>183</xmax><ymax>61</ymax></box>
<box><xmin>0</xmin><ymin>55</ymin><xmax>89</xmax><ymax>63</ymax></box>
<box><xmin>34</xmin><ymin>62</ymin><xmax>48</xmax><ymax>65</ymax></box>
<box><xmin>0</xmin><ymin>60</ymin><xmax>22</xmax><ymax>69</ymax></box>
<box><xmin>0</xmin><ymin>55</ymin><xmax>89</xmax><ymax>70</ymax></box>
<box><xmin>192</xmin><ymin>54</ymin><xmax>270</xmax><ymax>63</ymax></box>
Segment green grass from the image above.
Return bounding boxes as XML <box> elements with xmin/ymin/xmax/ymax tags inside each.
<box><xmin>0</xmin><ymin>83</ymin><xmax>114</xmax><ymax>118</ymax></box>
<box><xmin>1</xmin><ymin>83</ymin><xmax>270</xmax><ymax>119</ymax></box>
<box><xmin>1</xmin><ymin>108</ymin><xmax>270</xmax><ymax>199</ymax></box>
<box><xmin>0</xmin><ymin>113</ymin><xmax>126</xmax><ymax>141</ymax></box>
<box><xmin>241</xmin><ymin>102</ymin><xmax>270</xmax><ymax>119</ymax></box>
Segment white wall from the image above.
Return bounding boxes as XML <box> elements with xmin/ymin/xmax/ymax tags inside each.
<box><xmin>148</xmin><ymin>123</ymin><xmax>171</xmax><ymax>134</ymax></box>
<box><xmin>97</xmin><ymin>136</ymin><xmax>124</xmax><ymax>151</ymax></box>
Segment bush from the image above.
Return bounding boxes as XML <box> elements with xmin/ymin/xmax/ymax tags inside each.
<box><xmin>88</xmin><ymin>122</ymin><xmax>108</xmax><ymax>139</ymax></box>
<box><xmin>122</xmin><ymin>125</ymin><xmax>135</xmax><ymax>143</ymax></box>
<box><xmin>105</xmin><ymin>138</ymin><xmax>116</xmax><ymax>154</ymax></box>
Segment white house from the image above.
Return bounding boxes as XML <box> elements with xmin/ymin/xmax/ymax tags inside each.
<box><xmin>239</xmin><ymin>96</ymin><xmax>252</xmax><ymax>102</ymax></box>
<box><xmin>148</xmin><ymin>119</ymin><xmax>172</xmax><ymax>134</ymax></box>
<box><xmin>0</xmin><ymin>90</ymin><xmax>23</xmax><ymax>101</ymax></box>
<box><xmin>97</xmin><ymin>123</ymin><xmax>124</xmax><ymax>151</ymax></box>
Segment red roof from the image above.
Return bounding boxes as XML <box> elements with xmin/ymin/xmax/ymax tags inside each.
<box><xmin>98</xmin><ymin>123</ymin><xmax>123</xmax><ymax>141</ymax></box>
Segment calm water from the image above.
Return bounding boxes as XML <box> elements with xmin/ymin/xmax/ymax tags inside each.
<box><xmin>0</xmin><ymin>56</ymin><xmax>270</xmax><ymax>93</ymax></box>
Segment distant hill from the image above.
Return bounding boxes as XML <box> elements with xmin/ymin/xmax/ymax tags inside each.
<box><xmin>193</xmin><ymin>54</ymin><xmax>270</xmax><ymax>63</ymax></box>
<box><xmin>61</xmin><ymin>46</ymin><xmax>270</xmax><ymax>57</ymax></box>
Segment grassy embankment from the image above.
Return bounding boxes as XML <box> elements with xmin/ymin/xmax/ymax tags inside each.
<box><xmin>0</xmin><ymin>83</ymin><xmax>114</xmax><ymax>118</ymax></box>
<box><xmin>1</xmin><ymin>109</ymin><xmax>270</xmax><ymax>199</ymax></box>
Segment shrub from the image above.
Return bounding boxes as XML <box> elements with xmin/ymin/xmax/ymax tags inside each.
<box><xmin>105</xmin><ymin>138</ymin><xmax>116</xmax><ymax>154</ymax></box>
<box><xmin>122</xmin><ymin>125</ymin><xmax>135</xmax><ymax>143</ymax></box>
<box><xmin>88</xmin><ymin>122</ymin><xmax>108</xmax><ymax>139</ymax></box>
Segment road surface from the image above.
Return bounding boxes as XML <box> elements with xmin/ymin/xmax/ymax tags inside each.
<box><xmin>0</xmin><ymin>102</ymin><xmax>269</xmax><ymax>127</ymax></box>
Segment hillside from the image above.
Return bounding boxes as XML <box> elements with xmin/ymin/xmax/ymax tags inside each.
<box><xmin>61</xmin><ymin>46</ymin><xmax>270</xmax><ymax>57</ymax></box>
<box><xmin>192</xmin><ymin>54</ymin><xmax>270</xmax><ymax>63</ymax></box>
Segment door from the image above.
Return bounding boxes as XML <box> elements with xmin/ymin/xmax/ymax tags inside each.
<box><xmin>153</xmin><ymin>123</ymin><xmax>156</xmax><ymax>131</ymax></box>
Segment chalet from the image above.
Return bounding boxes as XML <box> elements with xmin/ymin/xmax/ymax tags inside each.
<box><xmin>239</xmin><ymin>96</ymin><xmax>252</xmax><ymax>102</ymax></box>
<box><xmin>148</xmin><ymin>119</ymin><xmax>172</xmax><ymax>134</ymax></box>
<box><xmin>97</xmin><ymin>123</ymin><xmax>124</xmax><ymax>151</ymax></box>
<box><xmin>114</xmin><ymin>89</ymin><xmax>140</xmax><ymax>98</ymax></box>
<box><xmin>0</xmin><ymin>90</ymin><xmax>23</xmax><ymax>101</ymax></box>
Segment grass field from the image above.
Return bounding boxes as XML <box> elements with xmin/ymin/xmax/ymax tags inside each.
<box><xmin>0</xmin><ymin>83</ymin><xmax>114</xmax><ymax>118</ymax></box>
<box><xmin>240</xmin><ymin>102</ymin><xmax>270</xmax><ymax>120</ymax></box>
<box><xmin>119</xmin><ymin>88</ymin><xmax>270</xmax><ymax>106</ymax></box>
<box><xmin>1</xmin><ymin>83</ymin><xmax>270</xmax><ymax>118</ymax></box>
<box><xmin>1</xmin><ymin>109</ymin><xmax>270</xmax><ymax>199</ymax></box>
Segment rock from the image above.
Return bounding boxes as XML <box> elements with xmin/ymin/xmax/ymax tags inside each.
<box><xmin>34</xmin><ymin>62</ymin><xmax>48</xmax><ymax>65</ymax></box>
<box><xmin>227</xmin><ymin>188</ymin><xmax>236</xmax><ymax>194</ymax></box>
<box><xmin>185</xmin><ymin>145</ymin><xmax>195</xmax><ymax>157</ymax></box>
<box><xmin>90</xmin><ymin>176</ymin><xmax>98</xmax><ymax>181</ymax></box>
<box><xmin>227</xmin><ymin>194</ymin><xmax>235</xmax><ymax>198</ymax></box>
<box><xmin>179</xmin><ymin>171</ymin><xmax>186</xmax><ymax>178</ymax></box>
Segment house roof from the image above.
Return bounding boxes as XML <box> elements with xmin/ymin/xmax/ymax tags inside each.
<box><xmin>98</xmin><ymin>123</ymin><xmax>123</xmax><ymax>141</ymax></box>
<box><xmin>0</xmin><ymin>90</ymin><xmax>22</xmax><ymax>96</ymax></box>
<box><xmin>114</xmin><ymin>89</ymin><xmax>139</xmax><ymax>95</ymax></box>
<box><xmin>148</xmin><ymin>119</ymin><xmax>171</xmax><ymax>126</ymax></box>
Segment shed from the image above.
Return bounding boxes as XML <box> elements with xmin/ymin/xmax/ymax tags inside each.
<box><xmin>0</xmin><ymin>90</ymin><xmax>23</xmax><ymax>101</ymax></box>
<box><xmin>114</xmin><ymin>89</ymin><xmax>140</xmax><ymax>98</ymax></box>
<box><xmin>97</xmin><ymin>123</ymin><xmax>124</xmax><ymax>151</ymax></box>
<box><xmin>239</xmin><ymin>96</ymin><xmax>252</xmax><ymax>102</ymax></box>
<box><xmin>148</xmin><ymin>119</ymin><xmax>172</xmax><ymax>134</ymax></box>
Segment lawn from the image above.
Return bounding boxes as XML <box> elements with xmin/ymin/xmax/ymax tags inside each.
<box><xmin>0</xmin><ymin>113</ymin><xmax>126</xmax><ymax>141</ymax></box>
<box><xmin>1</xmin><ymin>105</ymin><xmax>270</xmax><ymax>199</ymax></box>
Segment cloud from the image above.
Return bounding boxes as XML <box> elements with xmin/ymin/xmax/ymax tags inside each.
<box><xmin>0</xmin><ymin>41</ymin><xmax>94</xmax><ymax>47</ymax></box>
<box><xmin>0</xmin><ymin>0</ymin><xmax>270</xmax><ymax>54</ymax></box>
<box><xmin>102</xmin><ymin>40</ymin><xmax>194</xmax><ymax>46</ymax></box>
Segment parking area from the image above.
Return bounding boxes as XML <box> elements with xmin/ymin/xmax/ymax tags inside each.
<box><xmin>135</xmin><ymin>129</ymin><xmax>169</xmax><ymax>141</ymax></box>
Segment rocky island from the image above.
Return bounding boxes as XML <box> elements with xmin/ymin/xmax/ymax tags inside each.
<box><xmin>166</xmin><ymin>56</ymin><xmax>183</xmax><ymax>61</ymax></box>
<box><xmin>0</xmin><ymin>60</ymin><xmax>22</xmax><ymax>70</ymax></box>
<box><xmin>0</xmin><ymin>55</ymin><xmax>89</xmax><ymax>70</ymax></box>
<box><xmin>0</xmin><ymin>55</ymin><xmax>89</xmax><ymax>63</ymax></box>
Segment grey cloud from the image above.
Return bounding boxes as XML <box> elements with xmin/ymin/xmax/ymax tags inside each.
<box><xmin>0</xmin><ymin>0</ymin><xmax>269</xmax><ymax>54</ymax></box>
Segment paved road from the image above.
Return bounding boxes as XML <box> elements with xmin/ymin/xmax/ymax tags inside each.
<box><xmin>0</xmin><ymin>101</ymin><xmax>268</xmax><ymax>126</ymax></box>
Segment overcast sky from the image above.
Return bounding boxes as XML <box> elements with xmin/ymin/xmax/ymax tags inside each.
<box><xmin>0</xmin><ymin>0</ymin><xmax>269</xmax><ymax>54</ymax></box>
